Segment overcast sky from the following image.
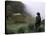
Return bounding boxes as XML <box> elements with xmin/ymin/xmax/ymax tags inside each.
<box><xmin>7</xmin><ymin>0</ymin><xmax>45</xmax><ymax>20</ymax></box>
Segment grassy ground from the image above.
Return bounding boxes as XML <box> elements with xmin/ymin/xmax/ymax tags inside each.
<box><xmin>6</xmin><ymin>17</ymin><xmax>35</xmax><ymax>34</ymax></box>
<box><xmin>6</xmin><ymin>17</ymin><xmax>45</xmax><ymax>34</ymax></box>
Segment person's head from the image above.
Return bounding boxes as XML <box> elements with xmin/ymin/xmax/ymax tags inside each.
<box><xmin>37</xmin><ymin>12</ymin><xmax>40</xmax><ymax>16</ymax></box>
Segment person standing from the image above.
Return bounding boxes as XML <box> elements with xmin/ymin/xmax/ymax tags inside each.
<box><xmin>35</xmin><ymin>12</ymin><xmax>41</xmax><ymax>32</ymax></box>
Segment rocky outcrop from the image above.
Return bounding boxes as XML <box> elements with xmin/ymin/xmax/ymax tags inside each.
<box><xmin>11</xmin><ymin>14</ymin><xmax>32</xmax><ymax>23</ymax></box>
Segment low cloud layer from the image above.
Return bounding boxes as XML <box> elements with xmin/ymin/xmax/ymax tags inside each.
<box><xmin>7</xmin><ymin>0</ymin><xmax>45</xmax><ymax>20</ymax></box>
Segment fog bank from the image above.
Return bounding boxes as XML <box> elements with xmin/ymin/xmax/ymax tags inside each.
<box><xmin>7</xmin><ymin>0</ymin><xmax>45</xmax><ymax>20</ymax></box>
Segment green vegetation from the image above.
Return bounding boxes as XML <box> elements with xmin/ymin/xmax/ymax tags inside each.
<box><xmin>5</xmin><ymin>1</ymin><xmax>45</xmax><ymax>34</ymax></box>
<box><xmin>6</xmin><ymin>16</ymin><xmax>35</xmax><ymax>33</ymax></box>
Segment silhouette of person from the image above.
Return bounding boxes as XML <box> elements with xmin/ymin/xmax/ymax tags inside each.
<box><xmin>35</xmin><ymin>12</ymin><xmax>41</xmax><ymax>32</ymax></box>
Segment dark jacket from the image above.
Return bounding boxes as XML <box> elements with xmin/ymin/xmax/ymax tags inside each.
<box><xmin>36</xmin><ymin>16</ymin><xmax>41</xmax><ymax>25</ymax></box>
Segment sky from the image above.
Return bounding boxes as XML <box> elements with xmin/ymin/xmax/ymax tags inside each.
<box><xmin>7</xmin><ymin>0</ymin><xmax>45</xmax><ymax>20</ymax></box>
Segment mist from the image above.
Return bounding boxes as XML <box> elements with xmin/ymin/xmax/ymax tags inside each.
<box><xmin>21</xmin><ymin>0</ymin><xmax>45</xmax><ymax>20</ymax></box>
<box><xmin>7</xmin><ymin>0</ymin><xmax>45</xmax><ymax>20</ymax></box>
<box><xmin>6</xmin><ymin>0</ymin><xmax>45</xmax><ymax>33</ymax></box>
